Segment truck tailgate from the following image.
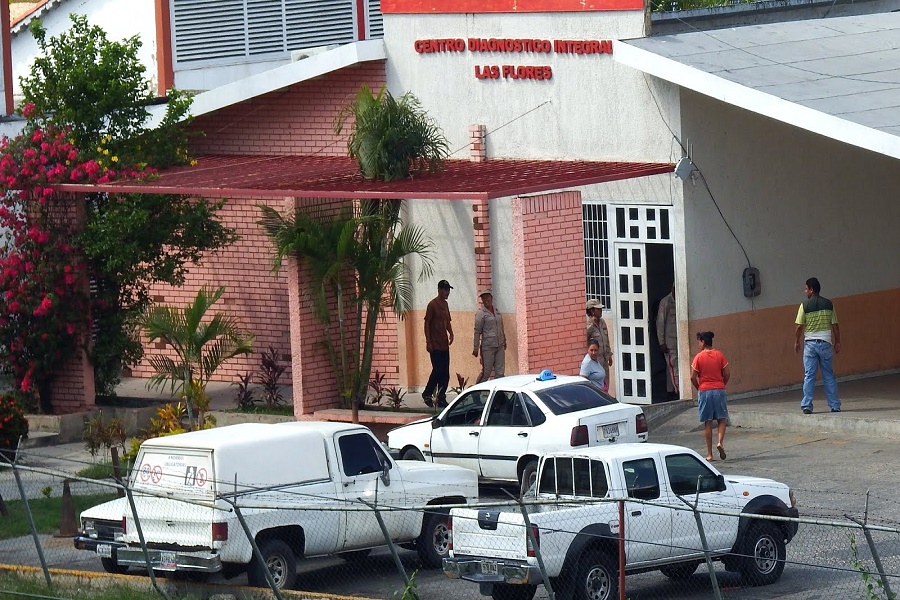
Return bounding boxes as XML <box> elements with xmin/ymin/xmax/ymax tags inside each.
<box><xmin>125</xmin><ymin>496</ymin><xmax>221</xmax><ymax>548</ymax></box>
<box><xmin>452</xmin><ymin>508</ymin><xmax>529</xmax><ymax>561</ymax></box>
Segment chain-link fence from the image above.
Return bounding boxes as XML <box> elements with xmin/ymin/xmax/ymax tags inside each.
<box><xmin>2</xmin><ymin>447</ymin><xmax>899</xmax><ymax>600</ymax></box>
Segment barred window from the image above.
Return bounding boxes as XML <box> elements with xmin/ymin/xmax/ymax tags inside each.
<box><xmin>583</xmin><ymin>202</ymin><xmax>610</xmax><ymax>310</ymax></box>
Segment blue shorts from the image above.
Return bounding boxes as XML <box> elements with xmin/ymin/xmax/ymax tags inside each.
<box><xmin>698</xmin><ymin>389</ymin><xmax>728</xmax><ymax>423</ymax></box>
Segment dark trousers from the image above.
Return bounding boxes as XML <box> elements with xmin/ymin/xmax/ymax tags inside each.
<box><xmin>423</xmin><ymin>350</ymin><xmax>450</xmax><ymax>401</ymax></box>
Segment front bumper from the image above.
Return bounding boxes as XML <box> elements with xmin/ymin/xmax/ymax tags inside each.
<box><xmin>785</xmin><ymin>507</ymin><xmax>800</xmax><ymax>542</ymax></box>
<box><xmin>443</xmin><ymin>557</ymin><xmax>542</xmax><ymax>585</ymax></box>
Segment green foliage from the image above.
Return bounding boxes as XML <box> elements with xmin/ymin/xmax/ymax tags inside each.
<box><xmin>651</xmin><ymin>0</ymin><xmax>757</xmax><ymax>11</ymax></box>
<box><xmin>335</xmin><ymin>84</ymin><xmax>449</xmax><ymax>181</ymax></box>
<box><xmin>76</xmin><ymin>461</ymin><xmax>117</xmax><ymax>480</ymax></box>
<box><xmin>848</xmin><ymin>531</ymin><xmax>896</xmax><ymax>600</ymax></box>
<box><xmin>0</xmin><ymin>493</ymin><xmax>116</xmax><ymax>540</ymax></box>
<box><xmin>82</xmin><ymin>412</ymin><xmax>126</xmax><ymax>461</ymax></box>
<box><xmin>0</xmin><ymin>392</ymin><xmax>29</xmax><ymax>456</ymax></box>
<box><xmin>0</xmin><ymin>571</ymin><xmax>206</xmax><ymax>600</ymax></box>
<box><xmin>233</xmin><ymin>371</ymin><xmax>257</xmax><ymax>410</ymax></box>
<box><xmin>18</xmin><ymin>15</ymin><xmax>237</xmax><ymax>398</ymax></box>
<box><xmin>140</xmin><ymin>287</ymin><xmax>253</xmax><ymax>426</ymax></box>
<box><xmin>258</xmin><ymin>200</ymin><xmax>433</xmax><ymax>412</ymax></box>
<box><xmin>396</xmin><ymin>570</ymin><xmax>421</xmax><ymax>600</ymax></box>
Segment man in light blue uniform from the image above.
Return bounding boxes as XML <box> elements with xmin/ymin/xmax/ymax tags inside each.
<box><xmin>794</xmin><ymin>277</ymin><xmax>841</xmax><ymax>414</ymax></box>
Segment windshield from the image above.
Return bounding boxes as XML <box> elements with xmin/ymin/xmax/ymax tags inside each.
<box><xmin>534</xmin><ymin>382</ymin><xmax>617</xmax><ymax>415</ymax></box>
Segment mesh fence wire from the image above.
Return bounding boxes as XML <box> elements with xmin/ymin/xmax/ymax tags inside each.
<box><xmin>2</xmin><ymin>447</ymin><xmax>899</xmax><ymax>600</ymax></box>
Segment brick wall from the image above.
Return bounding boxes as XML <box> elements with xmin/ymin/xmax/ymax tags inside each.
<box><xmin>512</xmin><ymin>191</ymin><xmax>586</xmax><ymax>376</ymax></box>
<box><xmin>130</xmin><ymin>194</ymin><xmax>292</xmax><ymax>386</ymax></box>
<box><xmin>187</xmin><ymin>63</ymin><xmax>387</xmax><ymax>156</ymax></box>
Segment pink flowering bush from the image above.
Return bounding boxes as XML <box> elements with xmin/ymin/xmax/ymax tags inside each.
<box><xmin>0</xmin><ymin>392</ymin><xmax>29</xmax><ymax>458</ymax></box>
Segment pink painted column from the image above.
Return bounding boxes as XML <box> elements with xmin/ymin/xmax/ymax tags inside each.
<box><xmin>512</xmin><ymin>191</ymin><xmax>586</xmax><ymax>376</ymax></box>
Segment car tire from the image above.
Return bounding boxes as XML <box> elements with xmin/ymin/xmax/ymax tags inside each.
<box><xmin>739</xmin><ymin>522</ymin><xmax>786</xmax><ymax>586</ymax></box>
<box><xmin>519</xmin><ymin>460</ymin><xmax>538</xmax><ymax>497</ymax></box>
<box><xmin>659</xmin><ymin>561</ymin><xmax>699</xmax><ymax>580</ymax></box>
<box><xmin>338</xmin><ymin>549</ymin><xmax>372</xmax><ymax>563</ymax></box>
<box><xmin>574</xmin><ymin>549</ymin><xmax>618</xmax><ymax>600</ymax></box>
<box><xmin>248</xmin><ymin>539</ymin><xmax>298</xmax><ymax>590</ymax></box>
<box><xmin>402</xmin><ymin>447</ymin><xmax>426</xmax><ymax>461</ymax></box>
<box><xmin>417</xmin><ymin>508</ymin><xmax>451</xmax><ymax>568</ymax></box>
<box><xmin>100</xmin><ymin>556</ymin><xmax>129</xmax><ymax>575</ymax></box>
<box><xmin>491</xmin><ymin>583</ymin><xmax>538</xmax><ymax>600</ymax></box>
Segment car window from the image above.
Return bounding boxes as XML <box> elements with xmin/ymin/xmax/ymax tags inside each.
<box><xmin>534</xmin><ymin>382</ymin><xmax>617</xmax><ymax>416</ymax></box>
<box><xmin>338</xmin><ymin>432</ymin><xmax>390</xmax><ymax>477</ymax></box>
<box><xmin>591</xmin><ymin>460</ymin><xmax>609</xmax><ymax>498</ymax></box>
<box><xmin>538</xmin><ymin>458</ymin><xmax>556</xmax><ymax>494</ymax></box>
<box><xmin>622</xmin><ymin>458</ymin><xmax>660</xmax><ymax>500</ymax></box>
<box><xmin>486</xmin><ymin>391</ymin><xmax>516</xmax><ymax>426</ymax></box>
<box><xmin>522</xmin><ymin>394</ymin><xmax>546</xmax><ymax>426</ymax></box>
<box><xmin>443</xmin><ymin>390</ymin><xmax>489</xmax><ymax>426</ymax></box>
<box><xmin>537</xmin><ymin>457</ymin><xmax>609</xmax><ymax>498</ymax></box>
<box><xmin>665</xmin><ymin>453</ymin><xmax>720</xmax><ymax>495</ymax></box>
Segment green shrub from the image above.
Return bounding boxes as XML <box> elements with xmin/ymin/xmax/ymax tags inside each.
<box><xmin>0</xmin><ymin>392</ymin><xmax>29</xmax><ymax>458</ymax></box>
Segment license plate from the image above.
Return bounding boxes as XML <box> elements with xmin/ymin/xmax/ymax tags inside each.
<box><xmin>600</xmin><ymin>423</ymin><xmax>619</xmax><ymax>438</ymax></box>
<box><xmin>158</xmin><ymin>551</ymin><xmax>177</xmax><ymax>571</ymax></box>
<box><xmin>96</xmin><ymin>544</ymin><xmax>112</xmax><ymax>558</ymax></box>
<box><xmin>481</xmin><ymin>560</ymin><xmax>498</xmax><ymax>575</ymax></box>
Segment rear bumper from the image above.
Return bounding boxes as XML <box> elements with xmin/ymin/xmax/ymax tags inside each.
<box><xmin>443</xmin><ymin>557</ymin><xmax>542</xmax><ymax>585</ymax></box>
<box><xmin>73</xmin><ymin>536</ymin><xmax>127</xmax><ymax>556</ymax></box>
<box><xmin>114</xmin><ymin>547</ymin><xmax>223</xmax><ymax>573</ymax></box>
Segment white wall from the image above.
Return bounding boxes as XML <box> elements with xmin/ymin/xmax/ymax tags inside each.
<box><xmin>681</xmin><ymin>89</ymin><xmax>900</xmax><ymax>319</ymax></box>
<box><xmin>383</xmin><ymin>13</ymin><xmax>675</xmax><ymax>165</ymax></box>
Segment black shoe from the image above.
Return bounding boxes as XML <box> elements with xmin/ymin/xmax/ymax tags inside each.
<box><xmin>831</xmin><ymin>408</ymin><xmax>841</xmax><ymax>413</ymax></box>
<box><xmin>437</xmin><ymin>398</ymin><xmax>448</xmax><ymax>409</ymax></box>
<box><xmin>422</xmin><ymin>395</ymin><xmax>434</xmax><ymax>408</ymax></box>
<box><xmin>802</xmin><ymin>408</ymin><xmax>812</xmax><ymax>414</ymax></box>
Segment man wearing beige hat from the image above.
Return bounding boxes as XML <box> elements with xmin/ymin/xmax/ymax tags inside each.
<box><xmin>473</xmin><ymin>288</ymin><xmax>506</xmax><ymax>384</ymax></box>
<box><xmin>586</xmin><ymin>299</ymin><xmax>613</xmax><ymax>391</ymax></box>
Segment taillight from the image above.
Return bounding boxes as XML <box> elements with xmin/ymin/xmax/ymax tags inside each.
<box><xmin>570</xmin><ymin>425</ymin><xmax>589</xmax><ymax>446</ymax></box>
<box><xmin>526</xmin><ymin>525</ymin><xmax>540</xmax><ymax>557</ymax></box>
<box><xmin>121</xmin><ymin>516</ymin><xmax>127</xmax><ymax>534</ymax></box>
<box><xmin>636</xmin><ymin>413</ymin><xmax>648</xmax><ymax>435</ymax></box>
<box><xmin>447</xmin><ymin>516</ymin><xmax>453</xmax><ymax>551</ymax></box>
<box><xmin>212</xmin><ymin>522</ymin><xmax>228</xmax><ymax>542</ymax></box>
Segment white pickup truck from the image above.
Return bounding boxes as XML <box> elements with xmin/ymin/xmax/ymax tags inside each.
<box><xmin>444</xmin><ymin>443</ymin><xmax>799</xmax><ymax>600</ymax></box>
<box><xmin>73</xmin><ymin>421</ymin><xmax>479</xmax><ymax>589</ymax></box>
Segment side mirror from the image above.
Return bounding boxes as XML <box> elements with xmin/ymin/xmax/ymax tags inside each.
<box><xmin>698</xmin><ymin>474</ymin><xmax>726</xmax><ymax>493</ymax></box>
<box><xmin>431</xmin><ymin>417</ymin><xmax>443</xmax><ymax>429</ymax></box>
<box><xmin>379</xmin><ymin>456</ymin><xmax>391</xmax><ymax>487</ymax></box>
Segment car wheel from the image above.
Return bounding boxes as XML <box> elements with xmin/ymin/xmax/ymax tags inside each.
<box><xmin>417</xmin><ymin>508</ymin><xmax>451</xmax><ymax>568</ymax></box>
<box><xmin>100</xmin><ymin>556</ymin><xmax>129</xmax><ymax>575</ymax></box>
<box><xmin>248</xmin><ymin>539</ymin><xmax>298</xmax><ymax>590</ymax></box>
<box><xmin>739</xmin><ymin>522</ymin><xmax>786</xmax><ymax>586</ymax></box>
<box><xmin>491</xmin><ymin>583</ymin><xmax>538</xmax><ymax>600</ymax></box>
<box><xmin>402</xmin><ymin>447</ymin><xmax>425</xmax><ymax>461</ymax></box>
<box><xmin>574</xmin><ymin>549</ymin><xmax>618</xmax><ymax>600</ymax></box>
<box><xmin>519</xmin><ymin>460</ymin><xmax>538</xmax><ymax>497</ymax></box>
<box><xmin>338</xmin><ymin>549</ymin><xmax>372</xmax><ymax>563</ymax></box>
<box><xmin>659</xmin><ymin>561</ymin><xmax>699</xmax><ymax>580</ymax></box>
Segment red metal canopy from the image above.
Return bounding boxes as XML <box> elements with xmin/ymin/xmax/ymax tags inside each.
<box><xmin>56</xmin><ymin>154</ymin><xmax>674</xmax><ymax>200</ymax></box>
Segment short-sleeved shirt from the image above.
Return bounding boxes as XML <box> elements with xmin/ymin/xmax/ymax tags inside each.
<box><xmin>580</xmin><ymin>354</ymin><xmax>606</xmax><ymax>386</ymax></box>
<box><xmin>691</xmin><ymin>349</ymin><xmax>728</xmax><ymax>391</ymax></box>
<box><xmin>795</xmin><ymin>294</ymin><xmax>837</xmax><ymax>344</ymax></box>
<box><xmin>424</xmin><ymin>296</ymin><xmax>452</xmax><ymax>351</ymax></box>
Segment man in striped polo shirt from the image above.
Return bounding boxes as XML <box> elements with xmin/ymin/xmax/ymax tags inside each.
<box><xmin>794</xmin><ymin>277</ymin><xmax>842</xmax><ymax>414</ymax></box>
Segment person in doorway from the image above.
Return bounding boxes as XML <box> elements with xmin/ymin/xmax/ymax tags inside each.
<box><xmin>690</xmin><ymin>331</ymin><xmax>730</xmax><ymax>461</ymax></box>
<box><xmin>586</xmin><ymin>299</ymin><xmax>613</xmax><ymax>392</ymax></box>
<box><xmin>473</xmin><ymin>288</ymin><xmax>506</xmax><ymax>384</ymax></box>
<box><xmin>656</xmin><ymin>284</ymin><xmax>679</xmax><ymax>399</ymax></box>
<box><xmin>580</xmin><ymin>340</ymin><xmax>606</xmax><ymax>389</ymax></box>
<box><xmin>423</xmin><ymin>280</ymin><xmax>454</xmax><ymax>408</ymax></box>
<box><xmin>794</xmin><ymin>277</ymin><xmax>841</xmax><ymax>414</ymax></box>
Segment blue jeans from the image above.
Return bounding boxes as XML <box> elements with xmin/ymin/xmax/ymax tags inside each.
<box><xmin>802</xmin><ymin>340</ymin><xmax>840</xmax><ymax>411</ymax></box>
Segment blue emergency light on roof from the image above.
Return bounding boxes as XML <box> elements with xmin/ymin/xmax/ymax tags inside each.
<box><xmin>537</xmin><ymin>369</ymin><xmax>556</xmax><ymax>381</ymax></box>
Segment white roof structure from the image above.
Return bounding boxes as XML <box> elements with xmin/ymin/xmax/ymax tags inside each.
<box><xmin>615</xmin><ymin>11</ymin><xmax>900</xmax><ymax>159</ymax></box>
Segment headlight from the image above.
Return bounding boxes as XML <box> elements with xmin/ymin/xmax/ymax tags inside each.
<box><xmin>82</xmin><ymin>519</ymin><xmax>97</xmax><ymax>538</ymax></box>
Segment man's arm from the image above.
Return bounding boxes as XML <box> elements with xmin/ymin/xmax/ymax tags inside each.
<box><xmin>473</xmin><ymin>310</ymin><xmax>483</xmax><ymax>356</ymax></box>
<box><xmin>832</xmin><ymin>324</ymin><xmax>841</xmax><ymax>354</ymax></box>
<box><xmin>657</xmin><ymin>301</ymin><xmax>668</xmax><ymax>351</ymax></box>
<box><xmin>424</xmin><ymin>303</ymin><xmax>434</xmax><ymax>352</ymax></box>
<box><xmin>447</xmin><ymin>313</ymin><xmax>454</xmax><ymax>346</ymax></box>
<box><xmin>794</xmin><ymin>324</ymin><xmax>804</xmax><ymax>353</ymax></box>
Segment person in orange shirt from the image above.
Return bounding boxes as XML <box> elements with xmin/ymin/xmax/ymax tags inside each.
<box><xmin>690</xmin><ymin>331</ymin><xmax>731</xmax><ymax>461</ymax></box>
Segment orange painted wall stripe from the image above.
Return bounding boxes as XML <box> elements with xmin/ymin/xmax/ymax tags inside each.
<box><xmin>381</xmin><ymin>0</ymin><xmax>643</xmax><ymax>13</ymax></box>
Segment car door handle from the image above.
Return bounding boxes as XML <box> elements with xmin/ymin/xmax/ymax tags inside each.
<box><xmin>469</xmin><ymin>431</ymin><xmax>480</xmax><ymax>436</ymax></box>
<box><xmin>517</xmin><ymin>432</ymin><xmax>528</xmax><ymax>437</ymax></box>
<box><xmin>631</xmin><ymin>510</ymin><xmax>642</xmax><ymax>517</ymax></box>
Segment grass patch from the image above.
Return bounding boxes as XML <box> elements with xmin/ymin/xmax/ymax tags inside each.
<box><xmin>0</xmin><ymin>571</ymin><xmax>204</xmax><ymax>600</ymax></box>
<box><xmin>0</xmin><ymin>493</ymin><xmax>117</xmax><ymax>540</ymax></box>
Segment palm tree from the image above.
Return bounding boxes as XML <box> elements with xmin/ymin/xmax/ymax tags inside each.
<box><xmin>334</xmin><ymin>84</ymin><xmax>449</xmax><ymax>181</ymax></box>
<box><xmin>140</xmin><ymin>286</ymin><xmax>254</xmax><ymax>427</ymax></box>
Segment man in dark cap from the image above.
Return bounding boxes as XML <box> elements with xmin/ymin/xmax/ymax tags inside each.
<box><xmin>423</xmin><ymin>280</ymin><xmax>454</xmax><ymax>407</ymax></box>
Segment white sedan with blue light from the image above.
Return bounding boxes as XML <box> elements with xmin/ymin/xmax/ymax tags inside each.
<box><xmin>388</xmin><ymin>371</ymin><xmax>648</xmax><ymax>494</ymax></box>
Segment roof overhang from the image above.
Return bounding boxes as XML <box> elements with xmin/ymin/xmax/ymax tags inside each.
<box><xmin>54</xmin><ymin>155</ymin><xmax>674</xmax><ymax>201</ymax></box>
<box><xmin>615</xmin><ymin>12</ymin><xmax>900</xmax><ymax>160</ymax></box>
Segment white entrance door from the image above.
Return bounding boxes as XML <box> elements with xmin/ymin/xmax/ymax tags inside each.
<box><xmin>611</xmin><ymin>205</ymin><xmax>675</xmax><ymax>405</ymax></box>
<box><xmin>613</xmin><ymin>242</ymin><xmax>651</xmax><ymax>404</ymax></box>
